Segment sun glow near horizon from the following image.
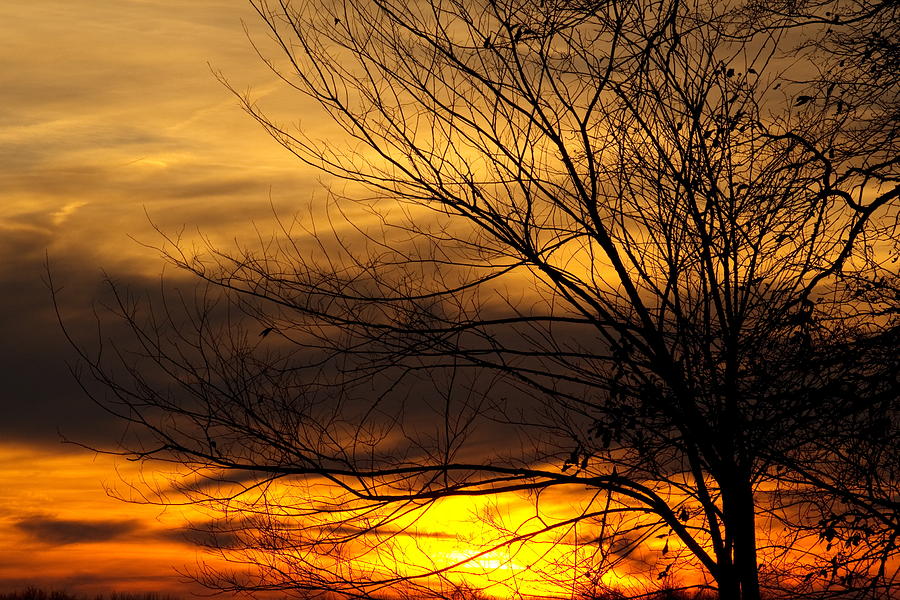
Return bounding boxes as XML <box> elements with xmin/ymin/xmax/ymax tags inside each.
<box><xmin>0</xmin><ymin>440</ymin><xmax>701</xmax><ymax>598</ymax></box>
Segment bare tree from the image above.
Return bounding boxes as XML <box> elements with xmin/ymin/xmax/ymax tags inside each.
<box><xmin>61</xmin><ymin>0</ymin><xmax>899</xmax><ymax>599</ymax></box>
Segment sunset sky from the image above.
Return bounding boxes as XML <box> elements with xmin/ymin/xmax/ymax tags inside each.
<box><xmin>4</xmin><ymin>3</ymin><xmax>628</xmax><ymax>596</ymax></box>
<box><xmin>3</xmin><ymin>1</ymin><xmax>892</xmax><ymax>598</ymax></box>
<box><xmin>1</xmin><ymin>3</ymin><xmax>685</xmax><ymax>595</ymax></box>
<box><xmin>0</xmin><ymin>1</ymin><xmax>329</xmax><ymax>594</ymax></box>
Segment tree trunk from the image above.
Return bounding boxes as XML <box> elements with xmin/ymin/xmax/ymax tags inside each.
<box><xmin>721</xmin><ymin>472</ymin><xmax>761</xmax><ymax>600</ymax></box>
<box><xmin>732</xmin><ymin>479</ymin><xmax>761</xmax><ymax>600</ymax></box>
<box><xmin>717</xmin><ymin>563</ymin><xmax>741</xmax><ymax>600</ymax></box>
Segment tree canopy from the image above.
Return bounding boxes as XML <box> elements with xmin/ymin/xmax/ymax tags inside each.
<box><xmin>64</xmin><ymin>0</ymin><xmax>899</xmax><ymax>599</ymax></box>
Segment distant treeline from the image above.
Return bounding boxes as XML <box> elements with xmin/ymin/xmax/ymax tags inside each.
<box><xmin>578</xmin><ymin>590</ymin><xmax>718</xmax><ymax>600</ymax></box>
<box><xmin>0</xmin><ymin>590</ymin><xmax>710</xmax><ymax>600</ymax></box>
<box><xmin>0</xmin><ymin>587</ymin><xmax>844</xmax><ymax>600</ymax></box>
<box><xmin>0</xmin><ymin>589</ymin><xmax>179</xmax><ymax>600</ymax></box>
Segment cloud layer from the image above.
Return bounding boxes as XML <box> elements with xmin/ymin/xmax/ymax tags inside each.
<box><xmin>0</xmin><ymin>0</ymin><xmax>325</xmax><ymax>445</ymax></box>
<box><xmin>14</xmin><ymin>516</ymin><xmax>142</xmax><ymax>546</ymax></box>
<box><xmin>0</xmin><ymin>2</ymin><xmax>326</xmax><ymax>592</ymax></box>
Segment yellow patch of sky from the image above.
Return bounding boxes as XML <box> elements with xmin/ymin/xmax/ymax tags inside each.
<box><xmin>0</xmin><ymin>438</ymin><xmax>639</xmax><ymax>597</ymax></box>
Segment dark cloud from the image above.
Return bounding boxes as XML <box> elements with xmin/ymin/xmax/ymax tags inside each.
<box><xmin>0</xmin><ymin>244</ymin><xmax>110</xmax><ymax>444</ymax></box>
<box><xmin>155</xmin><ymin>519</ymin><xmax>459</xmax><ymax>551</ymax></box>
<box><xmin>158</xmin><ymin>525</ymin><xmax>241</xmax><ymax>550</ymax></box>
<box><xmin>0</xmin><ymin>170</ymin><xmax>311</xmax><ymax>446</ymax></box>
<box><xmin>0</xmin><ymin>0</ymin><xmax>324</xmax><ymax>453</ymax></box>
<box><xmin>166</xmin><ymin>469</ymin><xmax>263</xmax><ymax>495</ymax></box>
<box><xmin>14</xmin><ymin>516</ymin><xmax>143</xmax><ymax>546</ymax></box>
<box><xmin>317</xmin><ymin>524</ymin><xmax>460</xmax><ymax>542</ymax></box>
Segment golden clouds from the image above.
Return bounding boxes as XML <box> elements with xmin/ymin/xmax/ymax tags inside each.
<box><xmin>0</xmin><ymin>0</ymin><xmax>331</xmax><ymax>273</ymax></box>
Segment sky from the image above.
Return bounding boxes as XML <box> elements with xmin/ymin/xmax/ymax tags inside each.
<box><xmin>1</xmin><ymin>4</ymin><xmax>630</xmax><ymax>596</ymax></box>
<box><xmin>0</xmin><ymin>3</ymin><xmax>685</xmax><ymax>595</ymax></box>
<box><xmin>0</xmin><ymin>1</ymin><xmax>330</xmax><ymax>594</ymax></box>
<box><xmin>2</xmin><ymin>1</ymin><xmax>874</xmax><ymax>597</ymax></box>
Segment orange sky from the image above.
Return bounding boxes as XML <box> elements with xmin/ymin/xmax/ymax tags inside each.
<box><xmin>0</xmin><ymin>2</ymin><xmax>778</xmax><ymax>596</ymax></box>
<box><xmin>0</xmin><ymin>441</ymin><xmax>688</xmax><ymax>598</ymax></box>
<box><xmin>0</xmin><ymin>443</ymin><xmax>208</xmax><ymax>594</ymax></box>
<box><xmin>0</xmin><ymin>0</ymin><xmax>323</xmax><ymax>594</ymax></box>
<box><xmin>0</xmin><ymin>2</ymin><xmax>864</xmax><ymax>597</ymax></box>
<box><xmin>2</xmin><ymin>3</ymin><xmax>644</xmax><ymax>596</ymax></box>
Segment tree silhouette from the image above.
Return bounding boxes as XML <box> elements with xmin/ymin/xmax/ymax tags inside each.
<box><xmin>62</xmin><ymin>0</ymin><xmax>898</xmax><ymax>599</ymax></box>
